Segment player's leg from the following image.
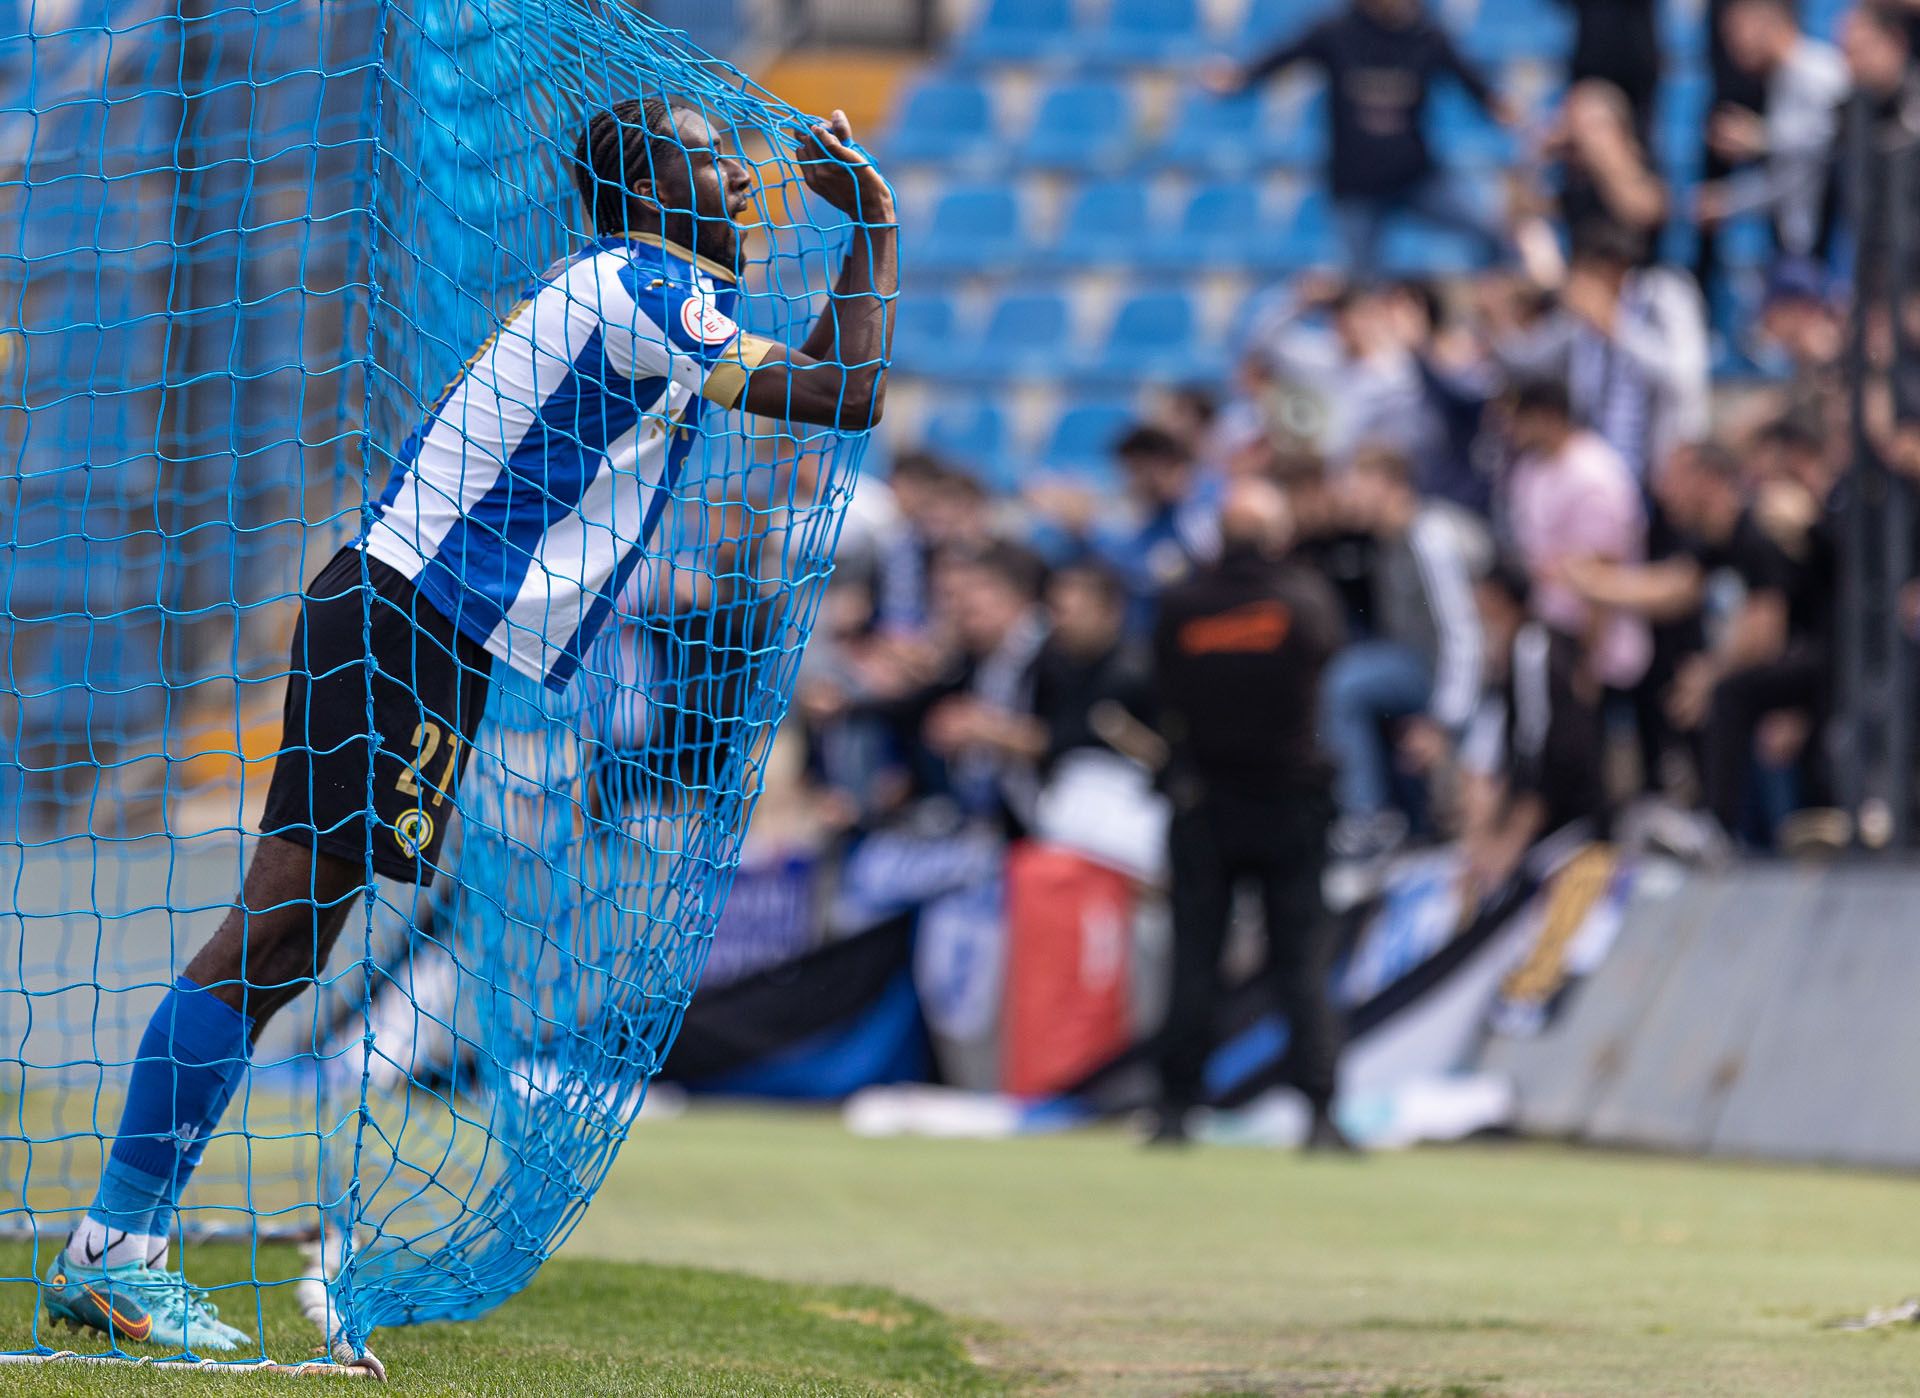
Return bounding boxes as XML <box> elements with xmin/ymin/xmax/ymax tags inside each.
<box><xmin>44</xmin><ymin>838</ymin><xmax>360</xmax><ymax>1351</ymax></box>
<box><xmin>45</xmin><ymin>547</ymin><xmax>491</xmax><ymax>1352</ymax></box>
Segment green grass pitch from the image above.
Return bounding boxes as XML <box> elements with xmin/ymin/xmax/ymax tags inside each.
<box><xmin>5</xmin><ymin>1107</ymin><xmax>1920</xmax><ymax>1395</ymax></box>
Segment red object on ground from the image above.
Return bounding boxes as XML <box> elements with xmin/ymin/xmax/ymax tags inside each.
<box><xmin>1001</xmin><ymin>842</ymin><xmax>1133</xmax><ymax>1097</ymax></box>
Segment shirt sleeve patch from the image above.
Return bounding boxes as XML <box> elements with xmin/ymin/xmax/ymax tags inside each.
<box><xmin>679</xmin><ymin>291</ymin><xmax>740</xmax><ymax>347</ymax></box>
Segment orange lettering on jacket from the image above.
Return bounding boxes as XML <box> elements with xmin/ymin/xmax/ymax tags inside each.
<box><xmin>1178</xmin><ymin>601</ymin><xmax>1291</xmax><ymax>656</ymax></box>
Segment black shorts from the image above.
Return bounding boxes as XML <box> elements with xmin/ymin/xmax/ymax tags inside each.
<box><xmin>259</xmin><ymin>547</ymin><xmax>494</xmax><ymax>885</ymax></box>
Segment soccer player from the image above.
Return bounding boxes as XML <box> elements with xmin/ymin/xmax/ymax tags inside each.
<box><xmin>39</xmin><ymin>97</ymin><xmax>895</xmax><ymax>1352</ymax></box>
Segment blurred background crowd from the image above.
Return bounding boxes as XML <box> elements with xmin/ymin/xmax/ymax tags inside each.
<box><xmin>660</xmin><ymin>0</ymin><xmax>1920</xmax><ymax>1116</ymax></box>
<box><xmin>748</xmin><ymin>0</ymin><xmax>1920</xmax><ymax>881</ymax></box>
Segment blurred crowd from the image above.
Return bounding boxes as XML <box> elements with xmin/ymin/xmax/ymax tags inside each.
<box><xmin>767</xmin><ymin>0</ymin><xmax>1920</xmax><ymax>896</ymax></box>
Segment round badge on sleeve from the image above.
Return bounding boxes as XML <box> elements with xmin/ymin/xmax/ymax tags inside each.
<box><xmin>680</xmin><ymin>294</ymin><xmax>739</xmax><ymax>347</ymax></box>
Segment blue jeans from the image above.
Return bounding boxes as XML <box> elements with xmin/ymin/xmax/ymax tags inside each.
<box><xmin>1333</xmin><ymin>173</ymin><xmax>1507</xmax><ymax>275</ymax></box>
<box><xmin>1320</xmin><ymin>642</ymin><xmax>1434</xmax><ymax>817</ymax></box>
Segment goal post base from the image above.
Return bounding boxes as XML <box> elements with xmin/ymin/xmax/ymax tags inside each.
<box><xmin>0</xmin><ymin>1350</ymin><xmax>386</xmax><ymax>1380</ymax></box>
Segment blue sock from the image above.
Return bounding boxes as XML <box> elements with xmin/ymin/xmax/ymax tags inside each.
<box><xmin>88</xmin><ymin>976</ymin><xmax>253</xmax><ymax>1241</ymax></box>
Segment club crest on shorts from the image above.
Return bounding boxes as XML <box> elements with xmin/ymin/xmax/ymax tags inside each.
<box><xmin>394</xmin><ymin>808</ymin><xmax>435</xmax><ymax>858</ymax></box>
<box><xmin>679</xmin><ymin>293</ymin><xmax>737</xmax><ymax>347</ymax></box>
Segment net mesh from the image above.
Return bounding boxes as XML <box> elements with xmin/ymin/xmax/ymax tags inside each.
<box><xmin>1</xmin><ymin>0</ymin><xmax>878</xmax><ymax>1360</ymax></box>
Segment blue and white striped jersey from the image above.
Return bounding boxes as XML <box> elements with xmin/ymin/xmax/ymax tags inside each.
<box><xmin>361</xmin><ymin>234</ymin><xmax>772</xmax><ymax>690</ymax></box>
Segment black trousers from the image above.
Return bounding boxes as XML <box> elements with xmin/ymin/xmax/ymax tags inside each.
<box><xmin>1157</xmin><ymin>784</ymin><xmax>1343</xmax><ymax>1116</ymax></box>
<box><xmin>1703</xmin><ymin>651</ymin><xmax>1829</xmax><ymax>839</ymax></box>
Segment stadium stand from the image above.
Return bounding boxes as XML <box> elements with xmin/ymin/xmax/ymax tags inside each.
<box><xmin>883</xmin><ymin>0</ymin><xmax>1863</xmax><ymax>469</ymax></box>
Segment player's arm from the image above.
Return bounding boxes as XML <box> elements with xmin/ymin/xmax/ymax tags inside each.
<box><xmin>739</xmin><ymin>111</ymin><xmax>897</xmax><ymax>432</ymax></box>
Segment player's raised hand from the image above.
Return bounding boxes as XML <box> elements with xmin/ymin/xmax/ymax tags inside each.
<box><xmin>793</xmin><ymin>110</ymin><xmax>894</xmax><ymax>222</ymax></box>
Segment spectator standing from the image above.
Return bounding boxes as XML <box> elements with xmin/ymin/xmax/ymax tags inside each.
<box><xmin>1698</xmin><ymin>0</ymin><xmax>1775</xmax><ymax>293</ymax></box>
<box><xmin>1323</xmin><ymin>448</ymin><xmax>1485</xmax><ymax>858</ymax></box>
<box><xmin>1205</xmin><ymin>0</ymin><xmax>1516</xmax><ymax>273</ymax></box>
<box><xmin>1493</xmin><ymin>219</ymin><xmax>1711</xmax><ymax>484</ymax></box>
<box><xmin>1499</xmin><ymin>378</ymin><xmax>1652</xmax><ymax>693</ymax></box>
<box><xmin>1557</xmin><ymin>0</ymin><xmax>1661</xmax><ymax>140</ymax></box>
<box><xmin>1149</xmin><ymin>479</ymin><xmax>1352</xmax><ymax>1151</ymax></box>
<box><xmin>1530</xmin><ymin>81</ymin><xmax>1670</xmax><ymax>266</ymax></box>
<box><xmin>1697</xmin><ymin>0</ymin><xmax>1850</xmax><ymax>260</ymax></box>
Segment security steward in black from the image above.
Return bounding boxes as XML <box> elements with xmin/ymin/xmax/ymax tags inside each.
<box><xmin>1148</xmin><ymin>479</ymin><xmax>1356</xmax><ymax>1151</ymax></box>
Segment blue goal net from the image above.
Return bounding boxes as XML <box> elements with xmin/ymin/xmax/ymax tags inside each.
<box><xmin>0</xmin><ymin>0</ymin><xmax>884</xmax><ymax>1370</ymax></box>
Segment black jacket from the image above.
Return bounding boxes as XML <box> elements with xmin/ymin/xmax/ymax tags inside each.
<box><xmin>1151</xmin><ymin>547</ymin><xmax>1345</xmax><ymax>797</ymax></box>
<box><xmin>1242</xmin><ymin>7</ymin><xmax>1496</xmax><ymax>198</ymax></box>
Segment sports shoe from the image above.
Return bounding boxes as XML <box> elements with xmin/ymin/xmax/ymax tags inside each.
<box><xmin>42</xmin><ymin>1254</ymin><xmax>252</xmax><ymax>1353</ymax></box>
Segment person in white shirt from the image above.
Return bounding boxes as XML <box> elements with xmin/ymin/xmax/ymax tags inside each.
<box><xmin>1494</xmin><ymin>218</ymin><xmax>1710</xmax><ymax>485</ymax></box>
<box><xmin>1697</xmin><ymin>0</ymin><xmax>1851</xmax><ymax>257</ymax></box>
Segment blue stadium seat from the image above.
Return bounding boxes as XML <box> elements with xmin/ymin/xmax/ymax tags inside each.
<box><xmin>1657</xmin><ymin>72</ymin><xmax>1711</xmax><ymax>174</ymax></box>
<box><xmin>1430</xmin><ymin>82</ymin><xmax>1515</xmax><ymax>167</ymax></box>
<box><xmin>1804</xmin><ymin>0</ymin><xmax>1850</xmax><ymax>39</ymax></box>
<box><xmin>1042</xmin><ymin>398</ymin><xmax>1136</xmax><ymax>480</ymax></box>
<box><xmin>1266</xmin><ymin>84</ymin><xmax>1329</xmax><ymax>167</ymax></box>
<box><xmin>1658</xmin><ymin>0</ymin><xmax>1706</xmax><ymax>61</ymax></box>
<box><xmin>1143</xmin><ymin>182</ymin><xmax>1272</xmax><ymax>271</ymax></box>
<box><xmin>1378</xmin><ymin>217</ymin><xmax>1485</xmax><ymax>276</ymax></box>
<box><xmin>967</xmin><ymin>290</ymin><xmax>1071</xmax><ymax>378</ymax></box>
<box><xmin>1017</xmin><ymin>78</ymin><xmax>1136</xmax><ymax>171</ymax></box>
<box><xmin>1049</xmin><ymin>178</ymin><xmax>1154</xmax><ymax>267</ymax></box>
<box><xmin>907</xmin><ymin>183</ymin><xmax>1025</xmax><ymax>275</ymax></box>
<box><xmin>922</xmin><ymin>398</ymin><xmax>1009</xmax><ymax>469</ymax></box>
<box><xmin>956</xmin><ymin>0</ymin><xmax>1078</xmax><ymax>65</ymax></box>
<box><xmin>1092</xmin><ymin>290</ymin><xmax>1226</xmax><ymax>381</ymax></box>
<box><xmin>1272</xmin><ymin>190</ymin><xmax>1341</xmax><ymax>269</ymax></box>
<box><xmin>1463</xmin><ymin>0</ymin><xmax>1573</xmax><ymax>62</ymax></box>
<box><xmin>1237</xmin><ymin>0</ymin><xmax>1334</xmax><ymax>50</ymax></box>
<box><xmin>1718</xmin><ymin>213</ymin><xmax>1773</xmax><ymax>270</ymax></box>
<box><xmin>1084</xmin><ymin>0</ymin><xmax>1210</xmax><ymax>66</ymax></box>
<box><xmin>890</xmin><ymin>292</ymin><xmax>965</xmax><ymax>377</ymax></box>
<box><xmin>885</xmin><ymin>75</ymin><xmax>996</xmax><ymax>166</ymax></box>
<box><xmin>1154</xmin><ymin>86</ymin><xmax>1269</xmax><ymax>175</ymax></box>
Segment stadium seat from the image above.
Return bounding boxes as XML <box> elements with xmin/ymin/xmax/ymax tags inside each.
<box><xmin>1049</xmin><ymin>178</ymin><xmax>1155</xmax><ymax>267</ymax></box>
<box><xmin>1091</xmin><ymin>290</ymin><xmax>1227</xmax><ymax>382</ymax></box>
<box><xmin>907</xmin><ymin>182</ymin><xmax>1026</xmax><ymax>276</ymax></box>
<box><xmin>1266</xmin><ymin>84</ymin><xmax>1329</xmax><ymax>168</ymax></box>
<box><xmin>1378</xmin><ymin>217</ymin><xmax>1485</xmax><ymax>277</ymax></box>
<box><xmin>1154</xmin><ymin>86</ymin><xmax>1270</xmax><ymax>175</ymax></box>
<box><xmin>1657</xmin><ymin>73</ymin><xmax>1711</xmax><ymax>174</ymax></box>
<box><xmin>1236</xmin><ymin>0</ymin><xmax>1331</xmax><ymax>51</ymax></box>
<box><xmin>1805</xmin><ymin>0</ymin><xmax>1850</xmax><ymax>39</ymax></box>
<box><xmin>1083</xmin><ymin>0</ymin><xmax>1210</xmax><ymax>66</ymax></box>
<box><xmin>884</xmin><ymin>75</ymin><xmax>997</xmax><ymax>167</ymax></box>
<box><xmin>955</xmin><ymin>0</ymin><xmax>1078</xmax><ymax>65</ymax></box>
<box><xmin>1463</xmin><ymin>0</ymin><xmax>1573</xmax><ymax>62</ymax></box>
<box><xmin>1430</xmin><ymin>82</ymin><xmax>1515</xmax><ymax>167</ymax></box>
<box><xmin>1042</xmin><ymin>398</ymin><xmax>1136</xmax><ymax>480</ymax></box>
<box><xmin>1142</xmin><ymin>182</ymin><xmax>1272</xmax><ymax>272</ymax></box>
<box><xmin>967</xmin><ymin>290</ymin><xmax>1072</xmax><ymax>378</ymax></box>
<box><xmin>1017</xmin><ymin>78</ymin><xmax>1136</xmax><ymax>172</ymax></box>
<box><xmin>921</xmin><ymin>397</ymin><xmax>1009</xmax><ymax>472</ymax></box>
<box><xmin>1718</xmin><ymin>213</ymin><xmax>1773</xmax><ymax>270</ymax></box>
<box><xmin>890</xmin><ymin>292</ymin><xmax>966</xmax><ymax>378</ymax></box>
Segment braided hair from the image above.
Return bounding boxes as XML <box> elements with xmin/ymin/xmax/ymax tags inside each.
<box><xmin>573</xmin><ymin>97</ymin><xmax>681</xmax><ymax>236</ymax></box>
